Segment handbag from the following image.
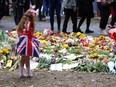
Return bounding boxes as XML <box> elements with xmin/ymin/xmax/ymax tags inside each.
<box><xmin>11</xmin><ymin>0</ymin><xmax>18</xmax><ymax>8</ymax></box>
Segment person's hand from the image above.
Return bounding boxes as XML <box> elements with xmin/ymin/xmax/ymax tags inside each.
<box><xmin>73</xmin><ymin>7</ymin><xmax>77</xmax><ymax>12</ymax></box>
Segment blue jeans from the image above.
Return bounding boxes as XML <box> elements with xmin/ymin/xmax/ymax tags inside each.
<box><xmin>42</xmin><ymin>0</ymin><xmax>49</xmax><ymax>16</ymax></box>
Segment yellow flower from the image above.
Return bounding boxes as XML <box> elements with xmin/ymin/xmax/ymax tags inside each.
<box><xmin>62</xmin><ymin>44</ymin><xmax>69</xmax><ymax>49</ymax></box>
<box><xmin>83</xmin><ymin>42</ymin><xmax>89</xmax><ymax>46</ymax></box>
<box><xmin>73</xmin><ymin>37</ymin><xmax>76</xmax><ymax>41</ymax></box>
<box><xmin>39</xmin><ymin>40</ymin><xmax>47</xmax><ymax>44</ymax></box>
<box><xmin>90</xmin><ymin>43</ymin><xmax>95</xmax><ymax>47</ymax></box>
<box><xmin>79</xmin><ymin>34</ymin><xmax>86</xmax><ymax>39</ymax></box>
<box><xmin>93</xmin><ymin>53</ymin><xmax>98</xmax><ymax>57</ymax></box>
<box><xmin>6</xmin><ymin>60</ymin><xmax>12</xmax><ymax>68</ymax></box>
<box><xmin>90</xmin><ymin>53</ymin><xmax>98</xmax><ymax>58</ymax></box>
<box><xmin>35</xmin><ymin>32</ymin><xmax>42</xmax><ymax>36</ymax></box>
<box><xmin>2</xmin><ymin>48</ymin><xmax>7</xmax><ymax>52</ymax></box>
<box><xmin>76</xmin><ymin>32</ymin><xmax>81</xmax><ymax>36</ymax></box>
<box><xmin>95</xmin><ymin>45</ymin><xmax>99</xmax><ymax>49</ymax></box>
<box><xmin>2</xmin><ymin>48</ymin><xmax>9</xmax><ymax>54</ymax></box>
<box><xmin>99</xmin><ymin>35</ymin><xmax>106</xmax><ymax>41</ymax></box>
<box><xmin>0</xmin><ymin>50</ymin><xmax>3</xmax><ymax>54</ymax></box>
<box><xmin>70</xmin><ymin>32</ymin><xmax>76</xmax><ymax>36</ymax></box>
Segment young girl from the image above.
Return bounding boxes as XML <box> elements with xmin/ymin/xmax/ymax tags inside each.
<box><xmin>16</xmin><ymin>9</ymin><xmax>39</xmax><ymax>78</ymax></box>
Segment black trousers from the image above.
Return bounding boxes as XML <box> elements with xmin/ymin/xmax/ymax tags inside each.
<box><xmin>35</xmin><ymin>0</ymin><xmax>43</xmax><ymax>20</ymax></box>
<box><xmin>49</xmin><ymin>0</ymin><xmax>62</xmax><ymax>30</ymax></box>
<box><xmin>110</xmin><ymin>2</ymin><xmax>116</xmax><ymax>27</ymax></box>
<box><xmin>62</xmin><ymin>9</ymin><xmax>77</xmax><ymax>32</ymax></box>
<box><xmin>0</xmin><ymin>0</ymin><xmax>5</xmax><ymax>20</ymax></box>
<box><xmin>97</xmin><ymin>2</ymin><xmax>110</xmax><ymax>29</ymax></box>
<box><xmin>13</xmin><ymin>6</ymin><xmax>24</xmax><ymax>25</ymax></box>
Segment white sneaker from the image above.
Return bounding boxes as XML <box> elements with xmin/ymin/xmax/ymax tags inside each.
<box><xmin>100</xmin><ymin>30</ymin><xmax>107</xmax><ymax>35</ymax></box>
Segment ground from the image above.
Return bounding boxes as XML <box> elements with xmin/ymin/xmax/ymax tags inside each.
<box><xmin>0</xmin><ymin>69</ymin><xmax>116</xmax><ymax>87</ymax></box>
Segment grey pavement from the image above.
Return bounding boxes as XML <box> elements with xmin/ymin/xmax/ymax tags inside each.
<box><xmin>0</xmin><ymin>16</ymin><xmax>111</xmax><ymax>37</ymax></box>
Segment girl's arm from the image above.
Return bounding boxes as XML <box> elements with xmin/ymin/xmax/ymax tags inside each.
<box><xmin>16</xmin><ymin>28</ymin><xmax>20</xmax><ymax>44</ymax></box>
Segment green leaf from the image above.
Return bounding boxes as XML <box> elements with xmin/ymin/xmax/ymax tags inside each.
<box><xmin>0</xmin><ymin>30</ymin><xmax>8</xmax><ymax>42</ymax></box>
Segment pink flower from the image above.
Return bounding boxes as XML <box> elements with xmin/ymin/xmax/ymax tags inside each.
<box><xmin>51</xmin><ymin>58</ymin><xmax>56</xmax><ymax>64</ymax></box>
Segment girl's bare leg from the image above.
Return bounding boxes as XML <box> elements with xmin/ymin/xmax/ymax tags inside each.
<box><xmin>25</xmin><ymin>56</ymin><xmax>31</xmax><ymax>77</ymax></box>
<box><xmin>20</xmin><ymin>56</ymin><xmax>25</xmax><ymax>77</ymax></box>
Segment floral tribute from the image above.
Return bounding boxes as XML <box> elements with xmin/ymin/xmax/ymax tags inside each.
<box><xmin>0</xmin><ymin>29</ymin><xmax>116</xmax><ymax>73</ymax></box>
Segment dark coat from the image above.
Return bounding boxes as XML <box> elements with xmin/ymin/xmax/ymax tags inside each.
<box><xmin>34</xmin><ymin>0</ymin><xmax>43</xmax><ymax>10</ymax></box>
<box><xmin>78</xmin><ymin>0</ymin><xmax>94</xmax><ymax>18</ymax></box>
<box><xmin>0</xmin><ymin>0</ymin><xmax>5</xmax><ymax>19</ymax></box>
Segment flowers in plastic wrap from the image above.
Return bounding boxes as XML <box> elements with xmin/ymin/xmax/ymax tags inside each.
<box><xmin>43</xmin><ymin>28</ymin><xmax>53</xmax><ymax>36</ymax></box>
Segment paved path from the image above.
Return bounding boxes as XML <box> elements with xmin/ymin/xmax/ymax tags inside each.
<box><xmin>0</xmin><ymin>16</ymin><xmax>111</xmax><ymax>37</ymax></box>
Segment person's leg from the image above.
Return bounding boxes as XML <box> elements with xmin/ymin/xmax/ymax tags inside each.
<box><xmin>56</xmin><ymin>0</ymin><xmax>62</xmax><ymax>32</ymax></box>
<box><xmin>77</xmin><ymin>17</ymin><xmax>85</xmax><ymax>33</ymax></box>
<box><xmin>46</xmin><ymin>0</ymin><xmax>49</xmax><ymax>16</ymax></box>
<box><xmin>17</xmin><ymin>6</ymin><xmax>24</xmax><ymax>25</ymax></box>
<box><xmin>42</xmin><ymin>0</ymin><xmax>46</xmax><ymax>17</ymax></box>
<box><xmin>13</xmin><ymin>8</ymin><xmax>17</xmax><ymax>25</ymax></box>
<box><xmin>25</xmin><ymin>56</ymin><xmax>31</xmax><ymax>77</ymax></box>
<box><xmin>49</xmin><ymin>2</ymin><xmax>55</xmax><ymax>31</ymax></box>
<box><xmin>110</xmin><ymin>2</ymin><xmax>116</xmax><ymax>28</ymax></box>
<box><xmin>38</xmin><ymin>0</ymin><xmax>43</xmax><ymax>21</ymax></box>
<box><xmin>71</xmin><ymin>9</ymin><xmax>77</xmax><ymax>32</ymax></box>
<box><xmin>62</xmin><ymin>9</ymin><xmax>70</xmax><ymax>32</ymax></box>
<box><xmin>85</xmin><ymin>18</ymin><xmax>94</xmax><ymax>33</ymax></box>
<box><xmin>97</xmin><ymin>2</ymin><xmax>110</xmax><ymax>34</ymax></box>
<box><xmin>110</xmin><ymin>16</ymin><xmax>116</xmax><ymax>28</ymax></box>
<box><xmin>20</xmin><ymin>56</ymin><xmax>25</xmax><ymax>77</ymax></box>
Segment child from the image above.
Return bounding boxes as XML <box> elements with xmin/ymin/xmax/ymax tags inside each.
<box><xmin>16</xmin><ymin>9</ymin><xmax>39</xmax><ymax>78</ymax></box>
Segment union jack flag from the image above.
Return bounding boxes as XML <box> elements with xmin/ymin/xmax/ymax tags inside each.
<box><xmin>17</xmin><ymin>34</ymin><xmax>39</xmax><ymax>58</ymax></box>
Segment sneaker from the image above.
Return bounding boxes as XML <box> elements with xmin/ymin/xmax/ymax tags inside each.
<box><xmin>85</xmin><ymin>29</ymin><xmax>94</xmax><ymax>33</ymax></box>
<box><xmin>100</xmin><ymin>30</ymin><xmax>107</xmax><ymax>35</ymax></box>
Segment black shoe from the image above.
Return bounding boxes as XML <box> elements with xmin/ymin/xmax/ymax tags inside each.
<box><xmin>108</xmin><ymin>25</ymin><xmax>115</xmax><ymax>29</ymax></box>
<box><xmin>62</xmin><ymin>29</ymin><xmax>67</xmax><ymax>33</ymax></box>
<box><xmin>85</xmin><ymin>29</ymin><xmax>94</xmax><ymax>33</ymax></box>
<box><xmin>77</xmin><ymin>29</ymin><xmax>83</xmax><ymax>33</ymax></box>
<box><xmin>51</xmin><ymin>28</ymin><xmax>54</xmax><ymax>31</ymax></box>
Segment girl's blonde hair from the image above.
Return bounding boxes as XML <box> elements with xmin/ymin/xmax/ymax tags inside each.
<box><xmin>17</xmin><ymin>9</ymin><xmax>35</xmax><ymax>34</ymax></box>
<box><xmin>24</xmin><ymin>9</ymin><xmax>35</xmax><ymax>33</ymax></box>
<box><xmin>17</xmin><ymin>16</ymin><xmax>27</xmax><ymax>34</ymax></box>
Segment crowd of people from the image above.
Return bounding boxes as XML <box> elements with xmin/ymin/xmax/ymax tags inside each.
<box><xmin>0</xmin><ymin>0</ymin><xmax>116</xmax><ymax>35</ymax></box>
